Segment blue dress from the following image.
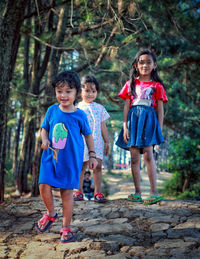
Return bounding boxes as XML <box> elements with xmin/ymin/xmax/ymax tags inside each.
<box><xmin>39</xmin><ymin>104</ymin><xmax>92</xmax><ymax>189</ymax></box>
<box><xmin>116</xmin><ymin>105</ymin><xmax>164</xmax><ymax>153</ymax></box>
<box><xmin>115</xmin><ymin>80</ymin><xmax>168</xmax><ymax>153</ymax></box>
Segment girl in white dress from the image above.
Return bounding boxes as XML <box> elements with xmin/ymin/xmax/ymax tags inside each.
<box><xmin>74</xmin><ymin>75</ymin><xmax>110</xmax><ymax>202</ymax></box>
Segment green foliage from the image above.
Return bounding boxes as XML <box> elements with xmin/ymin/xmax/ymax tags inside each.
<box><xmin>2</xmin><ymin>0</ymin><xmax>200</xmax><ymax>197</ymax></box>
<box><xmin>177</xmin><ymin>183</ymin><xmax>200</xmax><ymax>200</ymax></box>
<box><xmin>5</xmin><ymin>159</ymin><xmax>15</xmax><ymax>188</ymax></box>
<box><xmin>163</xmin><ymin>171</ymin><xmax>184</xmax><ymax>196</ymax></box>
<box><xmin>161</xmin><ymin>138</ymin><xmax>200</xmax><ymax>198</ymax></box>
<box><xmin>5</xmin><ymin>171</ymin><xmax>15</xmax><ymax>188</ymax></box>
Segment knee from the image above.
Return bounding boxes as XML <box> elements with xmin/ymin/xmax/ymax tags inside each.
<box><xmin>131</xmin><ymin>156</ymin><xmax>140</xmax><ymax>166</ymax></box>
<box><xmin>93</xmin><ymin>160</ymin><xmax>102</xmax><ymax>173</ymax></box>
<box><xmin>143</xmin><ymin>152</ymin><xmax>153</xmax><ymax>163</ymax></box>
<box><xmin>60</xmin><ymin>189</ymin><xmax>73</xmax><ymax>198</ymax></box>
<box><xmin>39</xmin><ymin>183</ymin><xmax>50</xmax><ymax>193</ymax></box>
<box><xmin>65</xmin><ymin>189</ymin><xmax>73</xmax><ymax>197</ymax></box>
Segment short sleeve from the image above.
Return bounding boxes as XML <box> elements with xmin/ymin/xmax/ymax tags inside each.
<box><xmin>79</xmin><ymin>110</ymin><xmax>92</xmax><ymax>136</ymax></box>
<box><xmin>101</xmin><ymin>106</ymin><xmax>110</xmax><ymax>122</ymax></box>
<box><xmin>118</xmin><ymin>81</ymin><xmax>132</xmax><ymax>100</ymax></box>
<box><xmin>156</xmin><ymin>83</ymin><xmax>168</xmax><ymax>104</ymax></box>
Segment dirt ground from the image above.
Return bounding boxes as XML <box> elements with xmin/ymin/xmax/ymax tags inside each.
<box><xmin>103</xmin><ymin>169</ymin><xmax>172</xmax><ymax>200</ymax></box>
<box><xmin>4</xmin><ymin>168</ymin><xmax>171</xmax><ymax>202</ymax></box>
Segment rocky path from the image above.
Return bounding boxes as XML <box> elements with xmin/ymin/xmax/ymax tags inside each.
<box><xmin>0</xmin><ymin>170</ymin><xmax>200</xmax><ymax>259</ymax></box>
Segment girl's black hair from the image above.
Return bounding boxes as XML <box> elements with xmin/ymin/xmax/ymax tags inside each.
<box><xmin>52</xmin><ymin>71</ymin><xmax>81</xmax><ymax>104</ymax></box>
<box><xmin>81</xmin><ymin>75</ymin><xmax>100</xmax><ymax>92</ymax></box>
<box><xmin>130</xmin><ymin>49</ymin><xmax>164</xmax><ymax>97</ymax></box>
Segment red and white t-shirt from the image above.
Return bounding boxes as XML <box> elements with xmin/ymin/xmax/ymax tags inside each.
<box><xmin>118</xmin><ymin>79</ymin><xmax>168</xmax><ymax>110</ymax></box>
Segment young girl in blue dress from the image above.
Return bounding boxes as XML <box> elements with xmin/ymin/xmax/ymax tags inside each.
<box><xmin>35</xmin><ymin>71</ymin><xmax>97</xmax><ymax>242</ymax></box>
<box><xmin>116</xmin><ymin>49</ymin><xmax>168</xmax><ymax>205</ymax></box>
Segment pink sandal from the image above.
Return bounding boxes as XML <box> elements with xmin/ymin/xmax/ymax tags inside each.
<box><xmin>35</xmin><ymin>212</ymin><xmax>58</xmax><ymax>233</ymax></box>
<box><xmin>60</xmin><ymin>227</ymin><xmax>74</xmax><ymax>243</ymax></box>
<box><xmin>73</xmin><ymin>191</ymin><xmax>84</xmax><ymax>201</ymax></box>
<box><xmin>94</xmin><ymin>192</ymin><xmax>107</xmax><ymax>203</ymax></box>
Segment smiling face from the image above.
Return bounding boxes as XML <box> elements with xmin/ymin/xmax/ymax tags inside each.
<box><xmin>135</xmin><ymin>54</ymin><xmax>157</xmax><ymax>81</ymax></box>
<box><xmin>81</xmin><ymin>83</ymin><xmax>98</xmax><ymax>104</ymax></box>
<box><xmin>55</xmin><ymin>82</ymin><xmax>77</xmax><ymax>112</ymax></box>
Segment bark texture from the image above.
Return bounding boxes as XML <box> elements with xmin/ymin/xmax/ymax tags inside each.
<box><xmin>0</xmin><ymin>0</ymin><xmax>28</xmax><ymax>202</ymax></box>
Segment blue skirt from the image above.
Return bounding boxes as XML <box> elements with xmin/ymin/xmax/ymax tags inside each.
<box><xmin>116</xmin><ymin>105</ymin><xmax>164</xmax><ymax>153</ymax></box>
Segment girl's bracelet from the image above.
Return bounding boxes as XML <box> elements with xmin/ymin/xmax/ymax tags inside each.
<box><xmin>89</xmin><ymin>156</ymin><xmax>96</xmax><ymax>159</ymax></box>
<box><xmin>89</xmin><ymin>150</ymin><xmax>96</xmax><ymax>154</ymax></box>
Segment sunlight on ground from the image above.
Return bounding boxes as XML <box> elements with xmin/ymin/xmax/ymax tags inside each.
<box><xmin>4</xmin><ymin>169</ymin><xmax>172</xmax><ymax>201</ymax></box>
<box><xmin>104</xmin><ymin>169</ymin><xmax>172</xmax><ymax>200</ymax></box>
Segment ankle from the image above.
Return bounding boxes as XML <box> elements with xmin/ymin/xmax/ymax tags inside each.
<box><xmin>48</xmin><ymin>211</ymin><xmax>56</xmax><ymax>217</ymax></box>
<box><xmin>150</xmin><ymin>192</ymin><xmax>158</xmax><ymax>196</ymax></box>
<box><xmin>135</xmin><ymin>190</ymin><xmax>141</xmax><ymax>195</ymax></box>
<box><xmin>62</xmin><ymin>225</ymin><xmax>69</xmax><ymax>228</ymax></box>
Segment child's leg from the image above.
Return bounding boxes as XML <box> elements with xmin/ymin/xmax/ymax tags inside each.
<box><xmin>143</xmin><ymin>146</ymin><xmax>158</xmax><ymax>196</ymax></box>
<box><xmin>93</xmin><ymin>158</ymin><xmax>107</xmax><ymax>201</ymax></box>
<box><xmin>60</xmin><ymin>189</ymin><xmax>74</xmax><ymax>241</ymax></box>
<box><xmin>60</xmin><ymin>189</ymin><xmax>74</xmax><ymax>227</ymax></box>
<box><xmin>78</xmin><ymin>161</ymin><xmax>88</xmax><ymax>193</ymax></box>
<box><xmin>93</xmin><ymin>158</ymin><xmax>102</xmax><ymax>194</ymax></box>
<box><xmin>129</xmin><ymin>147</ymin><xmax>141</xmax><ymax>199</ymax></box>
<box><xmin>37</xmin><ymin>183</ymin><xmax>56</xmax><ymax>230</ymax></box>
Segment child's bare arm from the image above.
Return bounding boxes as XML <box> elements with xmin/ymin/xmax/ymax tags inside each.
<box><xmin>84</xmin><ymin>134</ymin><xmax>98</xmax><ymax>170</ymax></box>
<box><xmin>101</xmin><ymin>121</ymin><xmax>109</xmax><ymax>156</ymax></box>
<box><xmin>157</xmin><ymin>100</ymin><xmax>164</xmax><ymax>130</ymax></box>
<box><xmin>123</xmin><ymin>99</ymin><xmax>131</xmax><ymax>144</ymax></box>
<box><xmin>41</xmin><ymin>128</ymin><xmax>50</xmax><ymax>150</ymax></box>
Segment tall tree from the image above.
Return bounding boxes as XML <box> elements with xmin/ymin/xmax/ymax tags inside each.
<box><xmin>32</xmin><ymin>3</ymin><xmax>69</xmax><ymax>195</ymax></box>
<box><xmin>0</xmin><ymin>0</ymin><xmax>28</xmax><ymax>202</ymax></box>
<box><xmin>3</xmin><ymin>0</ymin><xmax>200</xmax><ymax>199</ymax></box>
<box><xmin>16</xmin><ymin>0</ymin><xmax>53</xmax><ymax>194</ymax></box>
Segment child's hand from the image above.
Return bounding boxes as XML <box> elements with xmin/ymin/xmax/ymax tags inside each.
<box><xmin>123</xmin><ymin>127</ymin><xmax>129</xmax><ymax>144</ymax></box>
<box><xmin>104</xmin><ymin>143</ymin><xmax>109</xmax><ymax>156</ymax></box>
<box><xmin>89</xmin><ymin>157</ymin><xmax>98</xmax><ymax>170</ymax></box>
<box><xmin>154</xmin><ymin>145</ymin><xmax>159</xmax><ymax>153</ymax></box>
<box><xmin>41</xmin><ymin>139</ymin><xmax>50</xmax><ymax>150</ymax></box>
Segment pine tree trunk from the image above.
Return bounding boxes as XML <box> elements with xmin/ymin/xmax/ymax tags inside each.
<box><xmin>32</xmin><ymin>134</ymin><xmax>42</xmax><ymax>196</ymax></box>
<box><xmin>32</xmin><ymin>5</ymin><xmax>69</xmax><ymax>196</ymax></box>
<box><xmin>17</xmin><ymin>1</ymin><xmax>53</xmax><ymax>195</ymax></box>
<box><xmin>182</xmin><ymin>172</ymin><xmax>191</xmax><ymax>192</ymax></box>
<box><xmin>0</xmin><ymin>0</ymin><xmax>28</xmax><ymax>202</ymax></box>
<box><xmin>6</xmin><ymin>127</ymin><xmax>12</xmax><ymax>161</ymax></box>
<box><xmin>0</xmin><ymin>127</ymin><xmax>7</xmax><ymax>203</ymax></box>
<box><xmin>17</xmin><ymin>110</ymin><xmax>35</xmax><ymax>194</ymax></box>
<box><xmin>12</xmin><ymin>114</ymin><xmax>23</xmax><ymax>180</ymax></box>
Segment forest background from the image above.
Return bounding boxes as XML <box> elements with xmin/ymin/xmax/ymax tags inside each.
<box><xmin>0</xmin><ymin>0</ymin><xmax>199</xmax><ymax>202</ymax></box>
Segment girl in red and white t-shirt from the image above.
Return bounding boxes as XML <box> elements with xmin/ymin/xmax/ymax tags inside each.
<box><xmin>116</xmin><ymin>49</ymin><xmax>168</xmax><ymax>205</ymax></box>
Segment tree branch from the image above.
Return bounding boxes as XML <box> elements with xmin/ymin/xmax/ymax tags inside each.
<box><xmin>168</xmin><ymin>56</ymin><xmax>200</xmax><ymax>69</ymax></box>
<box><xmin>24</xmin><ymin>31</ymin><xmax>76</xmax><ymax>51</ymax></box>
<box><xmin>23</xmin><ymin>0</ymin><xmax>69</xmax><ymax>20</ymax></box>
<box><xmin>95</xmin><ymin>25</ymin><xmax>119</xmax><ymax>66</ymax></box>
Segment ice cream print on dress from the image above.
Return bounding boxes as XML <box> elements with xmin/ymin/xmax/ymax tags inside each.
<box><xmin>51</xmin><ymin>123</ymin><xmax>68</xmax><ymax>162</ymax></box>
